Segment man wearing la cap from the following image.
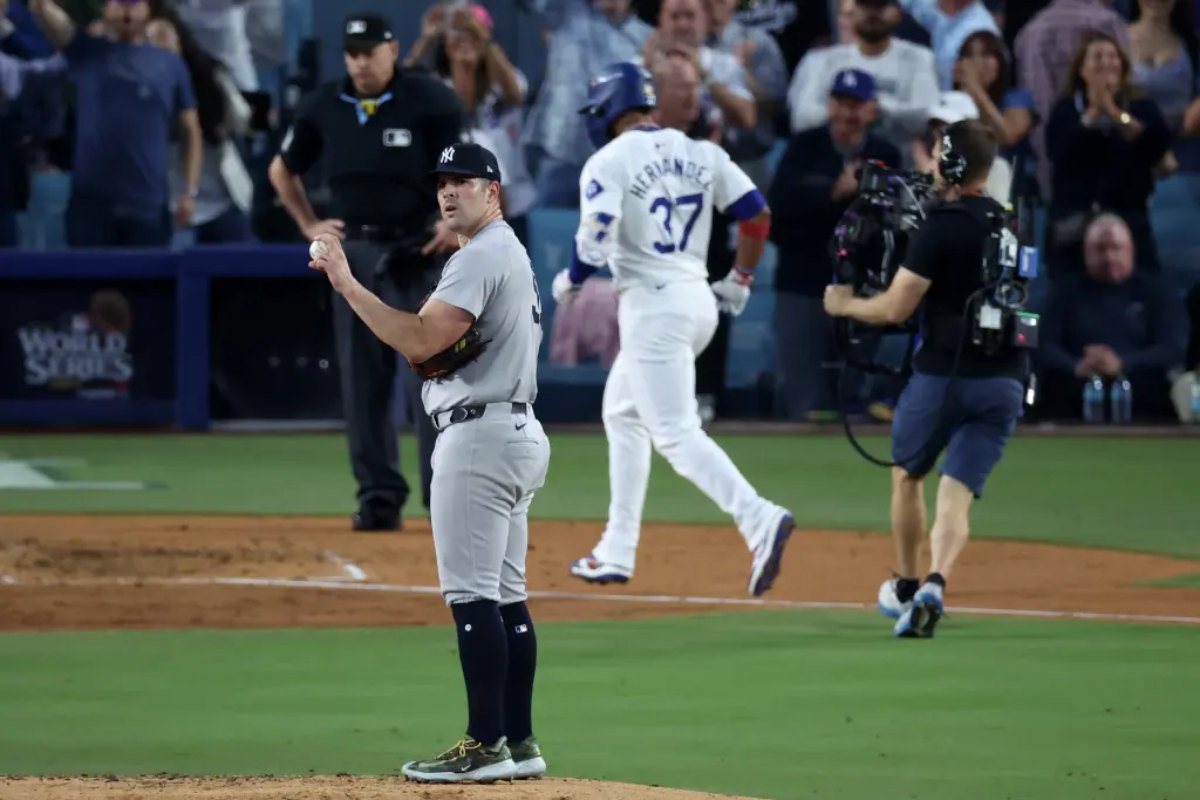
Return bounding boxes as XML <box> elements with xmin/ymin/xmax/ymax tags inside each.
<box><xmin>310</xmin><ymin>140</ymin><xmax>550</xmax><ymax>783</ymax></box>
<box><xmin>768</xmin><ymin>68</ymin><xmax>901</xmax><ymax>419</ymax></box>
<box><xmin>269</xmin><ymin>12</ymin><xmax>468</xmax><ymax>533</ymax></box>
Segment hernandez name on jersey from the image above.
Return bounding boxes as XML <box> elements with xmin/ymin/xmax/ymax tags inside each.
<box><xmin>574</xmin><ymin>127</ymin><xmax>756</xmax><ymax>291</ymax></box>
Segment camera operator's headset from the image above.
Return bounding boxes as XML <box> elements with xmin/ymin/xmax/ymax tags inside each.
<box><xmin>839</xmin><ymin>132</ymin><xmax>1030</xmax><ymax>470</ymax></box>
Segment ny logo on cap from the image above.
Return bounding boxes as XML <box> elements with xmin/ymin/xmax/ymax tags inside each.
<box><xmin>347</xmin><ymin>19</ymin><xmax>367</xmax><ymax>34</ymax></box>
<box><xmin>440</xmin><ymin>146</ymin><xmax>455</xmax><ymax>164</ymax></box>
<box><xmin>844</xmin><ymin>72</ymin><xmax>857</xmax><ymax>86</ymax></box>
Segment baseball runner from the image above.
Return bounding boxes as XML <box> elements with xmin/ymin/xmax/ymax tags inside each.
<box><xmin>309</xmin><ymin>142</ymin><xmax>551</xmax><ymax>783</ymax></box>
<box><xmin>554</xmin><ymin>62</ymin><xmax>796</xmax><ymax>596</ymax></box>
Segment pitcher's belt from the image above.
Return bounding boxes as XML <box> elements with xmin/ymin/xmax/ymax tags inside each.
<box><xmin>431</xmin><ymin>401</ymin><xmax>528</xmax><ymax>432</ymax></box>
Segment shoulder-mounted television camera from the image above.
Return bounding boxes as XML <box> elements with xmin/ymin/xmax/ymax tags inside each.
<box><xmin>825</xmin><ymin>158</ymin><xmax>936</xmax><ymax>340</ymax></box>
<box><xmin>828</xmin><ymin>162</ymin><xmax>936</xmax><ymax>377</ymax></box>
<box><xmin>829</xmin><ymin>161</ymin><xmax>936</xmax><ymax>299</ymax></box>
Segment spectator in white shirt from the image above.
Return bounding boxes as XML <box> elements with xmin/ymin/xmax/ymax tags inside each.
<box><xmin>172</xmin><ymin>0</ymin><xmax>258</xmax><ymax>92</ymax></box>
<box><xmin>788</xmin><ymin>0</ymin><xmax>939</xmax><ymax>152</ymax></box>
<box><xmin>704</xmin><ymin>0</ymin><xmax>788</xmax><ymax>186</ymax></box>
<box><xmin>147</xmin><ymin>16</ymin><xmax>255</xmax><ymax>243</ymax></box>
<box><xmin>519</xmin><ymin>0</ymin><xmax>653</xmax><ymax>208</ymax></box>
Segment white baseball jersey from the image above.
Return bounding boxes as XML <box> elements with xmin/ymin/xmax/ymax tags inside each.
<box><xmin>574</xmin><ymin>126</ymin><xmax>757</xmax><ymax>292</ymax></box>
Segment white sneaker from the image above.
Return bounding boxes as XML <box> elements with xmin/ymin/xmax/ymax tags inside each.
<box><xmin>748</xmin><ymin>512</ymin><xmax>795</xmax><ymax>596</ymax></box>
<box><xmin>568</xmin><ymin>555</ymin><xmax>632</xmax><ymax>585</ymax></box>
<box><xmin>877</xmin><ymin>578</ymin><xmax>913</xmax><ymax>620</ymax></box>
<box><xmin>893</xmin><ymin>581</ymin><xmax>945</xmax><ymax>638</ymax></box>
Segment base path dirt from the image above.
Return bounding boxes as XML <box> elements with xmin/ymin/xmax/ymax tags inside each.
<box><xmin>0</xmin><ymin>514</ymin><xmax>1197</xmax><ymax>632</ymax></box>
<box><xmin>0</xmin><ymin>776</ymin><xmax>765</xmax><ymax>800</ymax></box>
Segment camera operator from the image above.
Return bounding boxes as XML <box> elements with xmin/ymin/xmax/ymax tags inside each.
<box><xmin>823</xmin><ymin>118</ymin><xmax>1025</xmax><ymax>639</ymax></box>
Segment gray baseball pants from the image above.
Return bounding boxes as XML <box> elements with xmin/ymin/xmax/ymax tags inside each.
<box><xmin>430</xmin><ymin>403</ymin><xmax>550</xmax><ymax>606</ymax></box>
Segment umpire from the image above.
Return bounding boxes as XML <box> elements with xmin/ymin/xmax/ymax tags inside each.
<box><xmin>269</xmin><ymin>12</ymin><xmax>467</xmax><ymax>531</ymax></box>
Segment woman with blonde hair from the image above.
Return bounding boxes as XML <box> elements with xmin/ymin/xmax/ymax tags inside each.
<box><xmin>406</xmin><ymin>3</ymin><xmax>536</xmax><ymax>243</ymax></box>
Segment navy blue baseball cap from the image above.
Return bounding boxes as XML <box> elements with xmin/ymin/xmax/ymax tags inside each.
<box><xmin>830</xmin><ymin>68</ymin><xmax>877</xmax><ymax>101</ymax></box>
<box><xmin>427</xmin><ymin>142</ymin><xmax>503</xmax><ymax>183</ymax></box>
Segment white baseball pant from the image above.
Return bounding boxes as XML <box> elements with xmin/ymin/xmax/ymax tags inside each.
<box><xmin>592</xmin><ymin>280</ymin><xmax>784</xmax><ymax>571</ymax></box>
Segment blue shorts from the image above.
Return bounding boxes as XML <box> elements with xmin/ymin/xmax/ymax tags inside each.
<box><xmin>891</xmin><ymin>373</ymin><xmax>1024</xmax><ymax>498</ymax></box>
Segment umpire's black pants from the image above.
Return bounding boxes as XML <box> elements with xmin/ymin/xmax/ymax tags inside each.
<box><xmin>333</xmin><ymin>238</ymin><xmax>439</xmax><ymax>514</ymax></box>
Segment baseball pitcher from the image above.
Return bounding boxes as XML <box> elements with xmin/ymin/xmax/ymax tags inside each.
<box><xmin>309</xmin><ymin>142</ymin><xmax>550</xmax><ymax>783</ymax></box>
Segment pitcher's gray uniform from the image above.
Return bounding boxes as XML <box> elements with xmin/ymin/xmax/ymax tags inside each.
<box><xmin>423</xmin><ymin>219</ymin><xmax>550</xmax><ymax>605</ymax></box>
<box><xmin>312</xmin><ymin>142</ymin><xmax>549</xmax><ymax>782</ymax></box>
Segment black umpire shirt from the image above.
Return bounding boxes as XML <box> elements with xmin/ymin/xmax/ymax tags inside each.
<box><xmin>904</xmin><ymin>194</ymin><xmax>1025</xmax><ymax>381</ymax></box>
<box><xmin>280</xmin><ymin>66</ymin><xmax>466</xmax><ymax>231</ymax></box>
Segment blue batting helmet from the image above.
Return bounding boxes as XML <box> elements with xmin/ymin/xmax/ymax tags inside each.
<box><xmin>578</xmin><ymin>62</ymin><xmax>657</xmax><ymax>150</ymax></box>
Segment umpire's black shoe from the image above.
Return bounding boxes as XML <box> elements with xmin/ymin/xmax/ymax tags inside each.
<box><xmin>352</xmin><ymin>503</ymin><xmax>400</xmax><ymax>532</ymax></box>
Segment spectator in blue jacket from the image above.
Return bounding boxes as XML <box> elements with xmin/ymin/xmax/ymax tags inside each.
<box><xmin>28</xmin><ymin>0</ymin><xmax>202</xmax><ymax>248</ymax></box>
<box><xmin>767</xmin><ymin>68</ymin><xmax>901</xmax><ymax>419</ymax></box>
<box><xmin>1035</xmin><ymin>213</ymin><xmax>1188</xmax><ymax>420</ymax></box>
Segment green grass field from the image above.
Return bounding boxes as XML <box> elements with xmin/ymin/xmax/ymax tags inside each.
<box><xmin>1</xmin><ymin>432</ymin><xmax>1198</xmax><ymax>799</ymax></box>
<box><xmin>2</xmin><ymin>433</ymin><xmax>1198</xmax><ymax>556</ymax></box>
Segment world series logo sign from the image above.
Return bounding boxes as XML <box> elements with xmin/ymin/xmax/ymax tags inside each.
<box><xmin>15</xmin><ymin>290</ymin><xmax>135</xmax><ymax>399</ymax></box>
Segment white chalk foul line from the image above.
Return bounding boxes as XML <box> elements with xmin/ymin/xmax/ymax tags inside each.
<box><xmin>321</xmin><ymin>551</ymin><xmax>367</xmax><ymax>582</ymax></box>
<box><xmin>148</xmin><ymin>576</ymin><xmax>1200</xmax><ymax>627</ymax></box>
<box><xmin>4</xmin><ymin>574</ymin><xmax>1197</xmax><ymax>626</ymax></box>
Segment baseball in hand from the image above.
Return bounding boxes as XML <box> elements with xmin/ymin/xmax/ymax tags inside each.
<box><xmin>309</xmin><ymin>239</ymin><xmax>329</xmax><ymax>260</ymax></box>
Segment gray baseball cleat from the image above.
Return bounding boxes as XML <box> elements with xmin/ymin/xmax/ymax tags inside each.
<box><xmin>401</xmin><ymin>736</ymin><xmax>516</xmax><ymax>783</ymax></box>
<box><xmin>508</xmin><ymin>736</ymin><xmax>547</xmax><ymax>779</ymax></box>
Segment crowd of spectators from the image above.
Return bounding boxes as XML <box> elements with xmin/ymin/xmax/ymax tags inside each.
<box><xmin>3</xmin><ymin>0</ymin><xmax>1199</xmax><ymax>423</ymax></box>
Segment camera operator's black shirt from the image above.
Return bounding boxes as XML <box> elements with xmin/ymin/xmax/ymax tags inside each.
<box><xmin>903</xmin><ymin>194</ymin><xmax>1026</xmax><ymax>380</ymax></box>
<box><xmin>280</xmin><ymin>68</ymin><xmax>466</xmax><ymax>229</ymax></box>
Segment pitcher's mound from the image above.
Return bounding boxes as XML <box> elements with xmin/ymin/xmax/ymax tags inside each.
<box><xmin>0</xmin><ymin>776</ymin><xmax>765</xmax><ymax>799</ymax></box>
